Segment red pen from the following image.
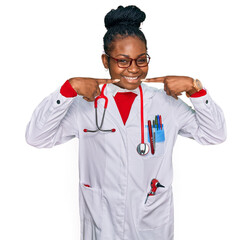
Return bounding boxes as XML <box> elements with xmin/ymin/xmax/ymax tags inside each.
<box><xmin>159</xmin><ymin>115</ymin><xmax>162</xmax><ymax>130</ymax></box>
<box><xmin>148</xmin><ymin>120</ymin><xmax>155</xmax><ymax>155</ymax></box>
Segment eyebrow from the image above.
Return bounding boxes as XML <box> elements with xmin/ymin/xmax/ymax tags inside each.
<box><xmin>115</xmin><ymin>53</ymin><xmax>147</xmax><ymax>58</ymax></box>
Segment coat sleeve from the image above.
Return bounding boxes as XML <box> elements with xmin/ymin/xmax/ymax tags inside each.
<box><xmin>175</xmin><ymin>91</ymin><xmax>226</xmax><ymax>145</ymax></box>
<box><xmin>25</xmin><ymin>88</ymin><xmax>79</xmax><ymax>148</ymax></box>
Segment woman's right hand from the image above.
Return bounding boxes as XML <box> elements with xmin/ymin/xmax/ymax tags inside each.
<box><xmin>68</xmin><ymin>77</ymin><xmax>120</xmax><ymax>102</ymax></box>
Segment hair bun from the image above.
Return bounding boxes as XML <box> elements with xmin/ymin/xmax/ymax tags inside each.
<box><xmin>105</xmin><ymin>5</ymin><xmax>146</xmax><ymax>30</ymax></box>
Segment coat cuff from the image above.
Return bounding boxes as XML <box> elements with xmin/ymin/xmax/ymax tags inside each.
<box><xmin>60</xmin><ymin>80</ymin><xmax>77</xmax><ymax>98</ymax></box>
<box><xmin>189</xmin><ymin>90</ymin><xmax>212</xmax><ymax>110</ymax></box>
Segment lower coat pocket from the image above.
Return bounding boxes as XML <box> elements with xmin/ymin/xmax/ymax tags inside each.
<box><xmin>138</xmin><ymin>186</ymin><xmax>173</xmax><ymax>230</ymax></box>
<box><xmin>79</xmin><ymin>183</ymin><xmax>103</xmax><ymax>230</ymax></box>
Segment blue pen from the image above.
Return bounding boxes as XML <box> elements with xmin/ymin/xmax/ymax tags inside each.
<box><xmin>157</xmin><ymin>115</ymin><xmax>160</xmax><ymax>130</ymax></box>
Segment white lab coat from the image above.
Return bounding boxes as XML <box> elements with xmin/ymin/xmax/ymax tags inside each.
<box><xmin>26</xmin><ymin>83</ymin><xmax>226</xmax><ymax>240</ymax></box>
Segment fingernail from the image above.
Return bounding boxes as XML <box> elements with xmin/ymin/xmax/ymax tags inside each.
<box><xmin>113</xmin><ymin>79</ymin><xmax>120</xmax><ymax>82</ymax></box>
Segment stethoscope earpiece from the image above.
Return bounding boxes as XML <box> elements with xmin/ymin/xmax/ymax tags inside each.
<box><xmin>83</xmin><ymin>84</ymin><xmax>115</xmax><ymax>133</ymax></box>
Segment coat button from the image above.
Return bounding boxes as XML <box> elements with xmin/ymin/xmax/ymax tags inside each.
<box><xmin>57</xmin><ymin>100</ymin><xmax>60</xmax><ymax>104</ymax></box>
<box><xmin>206</xmin><ymin>100</ymin><xmax>208</xmax><ymax>104</ymax></box>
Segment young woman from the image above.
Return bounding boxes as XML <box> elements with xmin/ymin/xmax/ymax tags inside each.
<box><xmin>26</xmin><ymin>5</ymin><xmax>226</xmax><ymax>240</ymax></box>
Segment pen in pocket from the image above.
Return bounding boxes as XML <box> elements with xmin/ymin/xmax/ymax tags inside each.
<box><xmin>157</xmin><ymin>115</ymin><xmax>161</xmax><ymax>130</ymax></box>
<box><xmin>148</xmin><ymin>120</ymin><xmax>155</xmax><ymax>155</ymax></box>
<box><xmin>155</xmin><ymin>116</ymin><xmax>158</xmax><ymax>130</ymax></box>
<box><xmin>153</xmin><ymin>120</ymin><xmax>156</xmax><ymax>151</ymax></box>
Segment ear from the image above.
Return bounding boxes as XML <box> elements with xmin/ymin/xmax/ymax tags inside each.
<box><xmin>101</xmin><ymin>54</ymin><xmax>109</xmax><ymax>69</ymax></box>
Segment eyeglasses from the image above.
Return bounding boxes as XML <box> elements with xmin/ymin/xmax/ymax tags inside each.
<box><xmin>106</xmin><ymin>54</ymin><xmax>151</xmax><ymax>68</ymax></box>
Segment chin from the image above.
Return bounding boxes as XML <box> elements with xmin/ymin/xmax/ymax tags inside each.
<box><xmin>114</xmin><ymin>81</ymin><xmax>141</xmax><ymax>90</ymax></box>
<box><xmin>129</xmin><ymin>85</ymin><xmax>141</xmax><ymax>90</ymax></box>
<box><xmin>125</xmin><ymin>83</ymin><xmax>141</xmax><ymax>90</ymax></box>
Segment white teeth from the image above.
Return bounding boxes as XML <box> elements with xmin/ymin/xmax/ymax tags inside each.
<box><xmin>124</xmin><ymin>76</ymin><xmax>138</xmax><ymax>80</ymax></box>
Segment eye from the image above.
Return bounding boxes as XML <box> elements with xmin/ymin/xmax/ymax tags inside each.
<box><xmin>118</xmin><ymin>59</ymin><xmax>130</xmax><ymax>63</ymax></box>
<box><xmin>137</xmin><ymin>58</ymin><xmax>147</xmax><ymax>63</ymax></box>
<box><xmin>117</xmin><ymin>59</ymin><xmax>131</xmax><ymax>67</ymax></box>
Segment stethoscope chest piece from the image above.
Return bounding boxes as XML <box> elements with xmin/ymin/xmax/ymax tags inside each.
<box><xmin>137</xmin><ymin>143</ymin><xmax>149</xmax><ymax>156</ymax></box>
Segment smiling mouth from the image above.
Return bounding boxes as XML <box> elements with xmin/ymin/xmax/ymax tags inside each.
<box><xmin>123</xmin><ymin>76</ymin><xmax>140</xmax><ymax>83</ymax></box>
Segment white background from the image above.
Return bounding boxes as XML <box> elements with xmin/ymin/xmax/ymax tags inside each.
<box><xmin>0</xmin><ymin>0</ymin><xmax>251</xmax><ymax>239</ymax></box>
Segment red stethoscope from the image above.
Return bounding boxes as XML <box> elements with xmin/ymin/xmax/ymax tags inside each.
<box><xmin>84</xmin><ymin>84</ymin><xmax>150</xmax><ymax>156</ymax></box>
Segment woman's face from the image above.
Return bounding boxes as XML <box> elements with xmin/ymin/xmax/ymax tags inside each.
<box><xmin>102</xmin><ymin>36</ymin><xmax>148</xmax><ymax>90</ymax></box>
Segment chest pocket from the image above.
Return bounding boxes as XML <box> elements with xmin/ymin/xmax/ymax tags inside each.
<box><xmin>144</xmin><ymin>114</ymin><xmax>165</xmax><ymax>158</ymax></box>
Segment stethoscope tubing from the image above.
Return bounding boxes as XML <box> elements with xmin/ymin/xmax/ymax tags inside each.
<box><xmin>84</xmin><ymin>108</ymin><xmax>112</xmax><ymax>132</ymax></box>
<box><xmin>139</xmin><ymin>85</ymin><xmax>145</xmax><ymax>144</ymax></box>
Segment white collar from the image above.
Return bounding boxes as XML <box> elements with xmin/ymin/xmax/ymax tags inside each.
<box><xmin>107</xmin><ymin>83</ymin><xmax>139</xmax><ymax>97</ymax></box>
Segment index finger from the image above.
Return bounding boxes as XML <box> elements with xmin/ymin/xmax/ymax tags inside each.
<box><xmin>96</xmin><ymin>79</ymin><xmax>120</xmax><ymax>85</ymax></box>
<box><xmin>141</xmin><ymin>77</ymin><xmax>165</xmax><ymax>83</ymax></box>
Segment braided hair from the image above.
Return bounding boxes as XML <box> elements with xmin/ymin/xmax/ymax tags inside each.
<box><xmin>103</xmin><ymin>5</ymin><xmax>147</xmax><ymax>54</ymax></box>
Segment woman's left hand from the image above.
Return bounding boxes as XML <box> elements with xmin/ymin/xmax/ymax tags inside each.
<box><xmin>142</xmin><ymin>76</ymin><xmax>195</xmax><ymax>99</ymax></box>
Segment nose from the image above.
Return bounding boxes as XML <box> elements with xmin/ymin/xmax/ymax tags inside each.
<box><xmin>127</xmin><ymin>59</ymin><xmax>140</xmax><ymax>73</ymax></box>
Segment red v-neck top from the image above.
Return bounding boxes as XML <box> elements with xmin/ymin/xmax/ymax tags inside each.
<box><xmin>113</xmin><ymin>92</ymin><xmax>137</xmax><ymax>125</ymax></box>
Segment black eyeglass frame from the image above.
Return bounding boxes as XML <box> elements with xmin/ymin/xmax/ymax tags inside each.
<box><xmin>105</xmin><ymin>53</ymin><xmax>151</xmax><ymax>68</ymax></box>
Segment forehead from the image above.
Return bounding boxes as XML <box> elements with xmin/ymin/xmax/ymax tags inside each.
<box><xmin>110</xmin><ymin>36</ymin><xmax>147</xmax><ymax>57</ymax></box>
